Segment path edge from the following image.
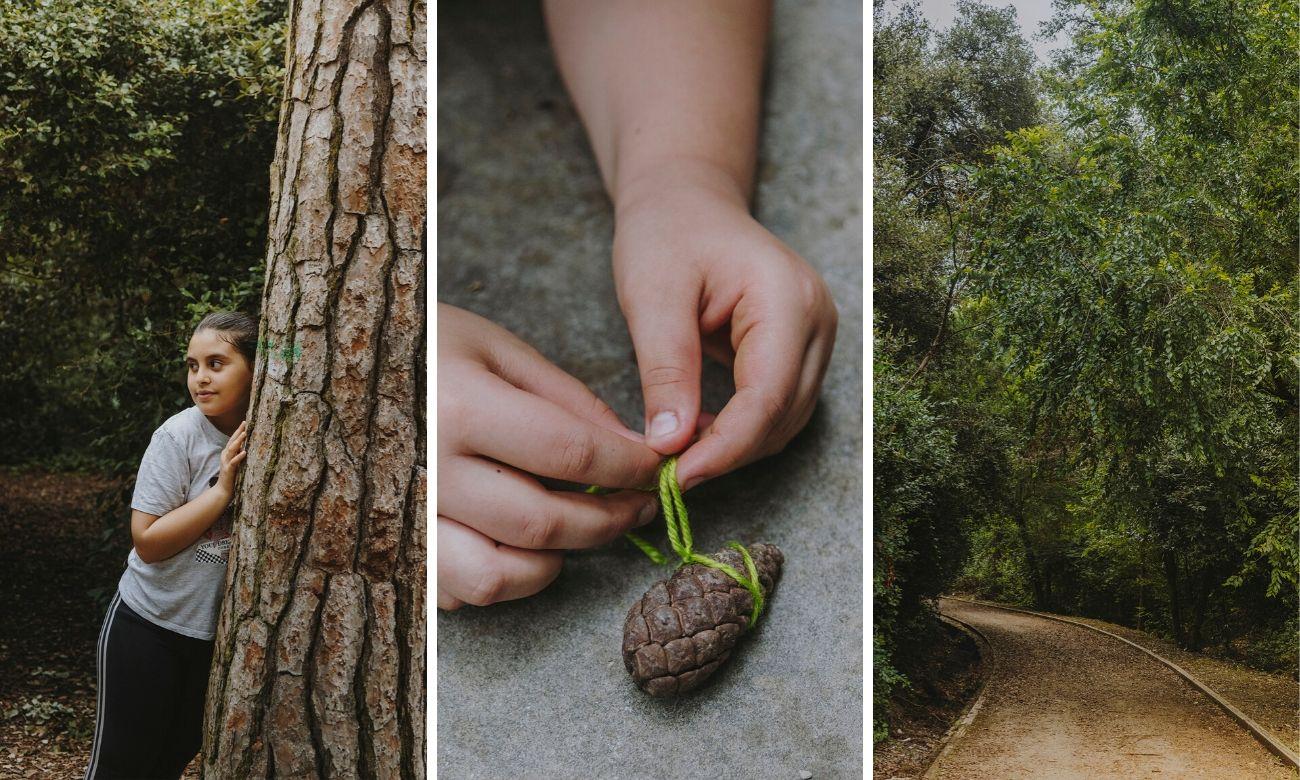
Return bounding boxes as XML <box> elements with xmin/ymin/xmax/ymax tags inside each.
<box><xmin>920</xmin><ymin>606</ymin><xmax>995</xmax><ymax>779</ymax></box>
<box><xmin>945</xmin><ymin>595</ymin><xmax>1300</xmax><ymax>770</ymax></box>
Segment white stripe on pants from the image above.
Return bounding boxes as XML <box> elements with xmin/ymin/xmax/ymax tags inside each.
<box><xmin>83</xmin><ymin>591</ymin><xmax>122</xmax><ymax>780</ymax></box>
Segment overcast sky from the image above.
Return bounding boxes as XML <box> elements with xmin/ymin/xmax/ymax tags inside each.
<box><xmin>910</xmin><ymin>0</ymin><xmax>1070</xmax><ymax>64</ymax></box>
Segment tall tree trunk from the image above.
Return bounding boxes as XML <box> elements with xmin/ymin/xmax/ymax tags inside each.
<box><xmin>1162</xmin><ymin>547</ymin><xmax>1185</xmax><ymax>648</ymax></box>
<box><xmin>1188</xmin><ymin>569</ymin><xmax>1209</xmax><ymax>652</ymax></box>
<box><xmin>201</xmin><ymin>0</ymin><xmax>426</xmax><ymax>777</ymax></box>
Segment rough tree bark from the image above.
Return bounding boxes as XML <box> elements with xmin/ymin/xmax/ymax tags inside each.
<box><xmin>201</xmin><ymin>0</ymin><xmax>426</xmax><ymax>777</ymax></box>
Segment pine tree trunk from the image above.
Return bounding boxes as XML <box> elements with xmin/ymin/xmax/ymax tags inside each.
<box><xmin>201</xmin><ymin>0</ymin><xmax>426</xmax><ymax>776</ymax></box>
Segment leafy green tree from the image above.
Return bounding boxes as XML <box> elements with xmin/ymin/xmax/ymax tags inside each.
<box><xmin>875</xmin><ymin>0</ymin><xmax>1038</xmax><ymax>214</ymax></box>
<box><xmin>0</xmin><ymin>0</ymin><xmax>284</xmax><ymax>468</ymax></box>
<box><xmin>872</xmin><ymin>334</ymin><xmax>962</xmax><ymax>741</ymax></box>
<box><xmin>968</xmin><ymin>0</ymin><xmax>1297</xmax><ymax>653</ymax></box>
<box><xmin>872</xmin><ymin>0</ymin><xmax>1040</xmax><ymax>740</ymax></box>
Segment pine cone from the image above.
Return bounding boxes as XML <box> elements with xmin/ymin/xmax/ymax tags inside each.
<box><xmin>621</xmin><ymin>543</ymin><xmax>784</xmax><ymax>697</ymax></box>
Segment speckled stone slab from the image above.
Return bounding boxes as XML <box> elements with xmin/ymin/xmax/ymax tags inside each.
<box><xmin>436</xmin><ymin>0</ymin><xmax>863</xmax><ymax>776</ymax></box>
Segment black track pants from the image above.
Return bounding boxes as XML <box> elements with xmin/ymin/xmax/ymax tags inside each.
<box><xmin>83</xmin><ymin>591</ymin><xmax>215</xmax><ymax>780</ymax></box>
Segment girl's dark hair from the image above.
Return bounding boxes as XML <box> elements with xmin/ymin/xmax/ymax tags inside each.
<box><xmin>195</xmin><ymin>311</ymin><xmax>259</xmax><ymax>366</ymax></box>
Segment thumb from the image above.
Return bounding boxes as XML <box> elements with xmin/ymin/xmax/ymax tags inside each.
<box><xmin>626</xmin><ymin>298</ymin><xmax>702</xmax><ymax>456</ymax></box>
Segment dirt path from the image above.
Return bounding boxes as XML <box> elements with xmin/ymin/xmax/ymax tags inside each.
<box><xmin>1067</xmin><ymin>612</ymin><xmax>1300</xmax><ymax>751</ymax></box>
<box><xmin>931</xmin><ymin>598</ymin><xmax>1295</xmax><ymax>779</ymax></box>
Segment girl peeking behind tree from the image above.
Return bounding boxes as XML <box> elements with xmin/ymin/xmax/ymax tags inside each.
<box><xmin>83</xmin><ymin>311</ymin><xmax>255</xmax><ymax>780</ymax></box>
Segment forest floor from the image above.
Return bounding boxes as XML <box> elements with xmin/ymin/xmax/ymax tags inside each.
<box><xmin>0</xmin><ymin>467</ymin><xmax>201</xmax><ymax>779</ymax></box>
<box><xmin>928</xmin><ymin>598</ymin><xmax>1296</xmax><ymax>779</ymax></box>
<box><xmin>872</xmin><ymin>613</ymin><xmax>983</xmax><ymax>779</ymax></box>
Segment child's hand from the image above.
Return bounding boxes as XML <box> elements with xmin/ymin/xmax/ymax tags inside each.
<box><xmin>215</xmin><ymin>421</ymin><xmax>248</xmax><ymax>499</ymax></box>
<box><xmin>612</xmin><ymin>176</ymin><xmax>838</xmax><ymax>492</ymax></box>
<box><xmin>437</xmin><ymin>303</ymin><xmax>663</xmax><ymax>611</ymax></box>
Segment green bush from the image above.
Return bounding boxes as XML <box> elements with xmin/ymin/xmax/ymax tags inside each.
<box><xmin>872</xmin><ymin>633</ymin><xmax>906</xmax><ymax>744</ymax></box>
<box><xmin>955</xmin><ymin>513</ymin><xmax>1033</xmax><ymax>604</ymax></box>
<box><xmin>872</xmin><ymin>334</ymin><xmax>969</xmax><ymax>738</ymax></box>
<box><xmin>0</xmin><ymin>0</ymin><xmax>284</xmax><ymax>471</ymax></box>
<box><xmin>1239</xmin><ymin>617</ymin><xmax>1300</xmax><ymax>673</ymax></box>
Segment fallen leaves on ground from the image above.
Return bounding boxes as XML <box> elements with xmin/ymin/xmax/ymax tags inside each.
<box><xmin>0</xmin><ymin>467</ymin><xmax>202</xmax><ymax>778</ymax></box>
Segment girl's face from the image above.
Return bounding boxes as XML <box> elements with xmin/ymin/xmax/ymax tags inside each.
<box><xmin>186</xmin><ymin>329</ymin><xmax>253</xmax><ymax>419</ymax></box>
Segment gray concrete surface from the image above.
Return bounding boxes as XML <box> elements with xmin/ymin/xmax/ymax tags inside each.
<box><xmin>436</xmin><ymin>1</ymin><xmax>862</xmax><ymax>777</ymax></box>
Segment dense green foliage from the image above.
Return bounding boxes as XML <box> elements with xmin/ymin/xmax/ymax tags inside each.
<box><xmin>967</xmin><ymin>0</ymin><xmax>1298</xmax><ymax>656</ymax></box>
<box><xmin>875</xmin><ymin>0</ymin><xmax>1298</xmax><ymax>743</ymax></box>
<box><xmin>0</xmin><ymin>0</ymin><xmax>283</xmax><ymax>471</ymax></box>
<box><xmin>872</xmin><ymin>0</ymin><xmax>1038</xmax><ymax>742</ymax></box>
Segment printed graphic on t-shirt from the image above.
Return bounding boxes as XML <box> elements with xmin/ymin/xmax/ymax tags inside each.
<box><xmin>196</xmin><ymin>473</ymin><xmax>233</xmax><ymax>565</ymax></box>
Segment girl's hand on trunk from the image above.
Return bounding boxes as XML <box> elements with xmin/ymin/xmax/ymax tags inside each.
<box><xmin>214</xmin><ymin>421</ymin><xmax>248</xmax><ymax>500</ymax></box>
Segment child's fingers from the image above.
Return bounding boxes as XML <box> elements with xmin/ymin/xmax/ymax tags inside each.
<box><xmin>222</xmin><ymin>450</ymin><xmax>247</xmax><ymax>475</ymax></box>
<box><xmin>622</xmin><ymin>283</ymin><xmax>704</xmax><ymax>456</ymax></box>
<box><xmin>440</xmin><ymin>454</ymin><xmax>657</xmax><ymax>550</ymax></box>
<box><xmin>674</xmin><ymin>310</ymin><xmax>805</xmax><ymax>491</ymax></box>
<box><xmin>437</xmin><ymin>587</ymin><xmax>465</xmax><ymax>611</ymax></box>
<box><xmin>459</xmin><ymin>372</ymin><xmax>661</xmax><ymax>489</ymax></box>
<box><xmin>436</xmin><ymin>515</ymin><xmax>564</xmax><ymax>607</ymax></box>
<box><xmin>766</xmin><ymin>328</ymin><xmax>834</xmax><ymax>452</ymax></box>
<box><xmin>695</xmin><ymin>411</ymin><xmax>717</xmax><ymax>438</ymax></box>
<box><xmin>481</xmin><ymin>328</ymin><xmax>645</xmax><ymax>444</ymax></box>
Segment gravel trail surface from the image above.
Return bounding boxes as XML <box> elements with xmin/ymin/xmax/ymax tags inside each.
<box><xmin>931</xmin><ymin>598</ymin><xmax>1295</xmax><ymax>779</ymax></box>
<box><xmin>1067</xmin><ymin>612</ymin><xmax>1300</xmax><ymax>751</ymax></box>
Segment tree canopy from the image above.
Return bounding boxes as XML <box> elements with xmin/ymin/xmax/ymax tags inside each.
<box><xmin>874</xmin><ymin>0</ymin><xmax>1297</xmax><ymax>742</ymax></box>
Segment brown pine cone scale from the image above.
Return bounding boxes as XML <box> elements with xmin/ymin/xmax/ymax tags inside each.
<box><xmin>622</xmin><ymin>543</ymin><xmax>783</xmax><ymax>697</ymax></box>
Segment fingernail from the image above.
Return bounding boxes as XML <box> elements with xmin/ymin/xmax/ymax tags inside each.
<box><xmin>637</xmin><ymin>499</ymin><xmax>659</xmax><ymax>526</ymax></box>
<box><xmin>647</xmin><ymin>411</ymin><xmax>678</xmax><ymax>440</ymax></box>
<box><xmin>681</xmin><ymin>476</ymin><xmax>703</xmax><ymax>492</ymax></box>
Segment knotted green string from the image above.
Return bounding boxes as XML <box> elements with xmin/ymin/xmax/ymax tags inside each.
<box><xmin>587</xmin><ymin>456</ymin><xmax>766</xmax><ymax>628</ymax></box>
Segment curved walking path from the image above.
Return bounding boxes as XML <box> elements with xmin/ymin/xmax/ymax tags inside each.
<box><xmin>930</xmin><ymin>598</ymin><xmax>1296</xmax><ymax>779</ymax></box>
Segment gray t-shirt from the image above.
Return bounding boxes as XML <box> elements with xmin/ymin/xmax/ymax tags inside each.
<box><xmin>117</xmin><ymin>405</ymin><xmax>233</xmax><ymax>640</ymax></box>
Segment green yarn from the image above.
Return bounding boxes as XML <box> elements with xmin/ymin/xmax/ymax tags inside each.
<box><xmin>587</xmin><ymin>457</ymin><xmax>766</xmax><ymax>628</ymax></box>
<box><xmin>622</xmin><ymin>527</ymin><xmax>669</xmax><ymax>565</ymax></box>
